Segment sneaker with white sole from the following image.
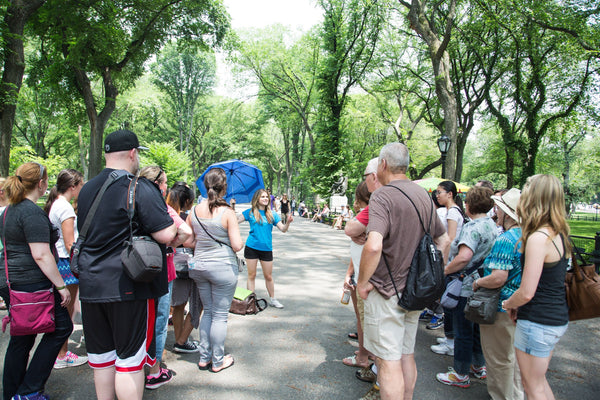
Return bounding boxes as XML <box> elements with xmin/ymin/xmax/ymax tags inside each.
<box><xmin>54</xmin><ymin>351</ymin><xmax>88</xmax><ymax>369</ymax></box>
<box><xmin>431</xmin><ymin>342</ymin><xmax>454</xmax><ymax>356</ymax></box>
<box><xmin>269</xmin><ymin>298</ymin><xmax>284</xmax><ymax>309</ymax></box>
<box><xmin>11</xmin><ymin>392</ymin><xmax>50</xmax><ymax>400</ymax></box>
<box><xmin>426</xmin><ymin>315</ymin><xmax>444</xmax><ymax>330</ymax></box>
<box><xmin>470</xmin><ymin>364</ymin><xmax>487</xmax><ymax>379</ymax></box>
<box><xmin>436</xmin><ymin>337</ymin><xmax>448</xmax><ymax>344</ymax></box>
<box><xmin>436</xmin><ymin>367</ymin><xmax>470</xmax><ymax>388</ymax></box>
<box><xmin>145</xmin><ymin>367</ymin><xmax>173</xmax><ymax>389</ymax></box>
<box><xmin>173</xmin><ymin>341</ymin><xmax>199</xmax><ymax>353</ymax></box>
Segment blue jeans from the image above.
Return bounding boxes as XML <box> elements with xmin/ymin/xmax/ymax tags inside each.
<box><xmin>1</xmin><ymin>281</ymin><xmax>73</xmax><ymax>400</ymax></box>
<box><xmin>154</xmin><ymin>281</ymin><xmax>173</xmax><ymax>362</ymax></box>
<box><xmin>453</xmin><ymin>296</ymin><xmax>485</xmax><ymax>375</ymax></box>
<box><xmin>190</xmin><ymin>261</ymin><xmax>237</xmax><ymax>368</ymax></box>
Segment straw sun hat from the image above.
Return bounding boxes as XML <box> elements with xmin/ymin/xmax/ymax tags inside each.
<box><xmin>491</xmin><ymin>188</ymin><xmax>521</xmax><ymax>221</ymax></box>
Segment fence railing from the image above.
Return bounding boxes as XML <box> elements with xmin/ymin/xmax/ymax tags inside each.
<box><xmin>569</xmin><ymin>232</ymin><xmax>600</xmax><ymax>271</ymax></box>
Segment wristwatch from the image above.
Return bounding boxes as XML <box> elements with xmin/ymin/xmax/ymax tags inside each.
<box><xmin>501</xmin><ymin>300</ymin><xmax>507</xmax><ymax>311</ymax></box>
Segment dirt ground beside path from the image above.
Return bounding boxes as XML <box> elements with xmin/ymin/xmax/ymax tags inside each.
<box><xmin>1</xmin><ymin>210</ymin><xmax>599</xmax><ymax>399</ymax></box>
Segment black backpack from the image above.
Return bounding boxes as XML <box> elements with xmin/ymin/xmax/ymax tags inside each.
<box><xmin>382</xmin><ymin>184</ymin><xmax>445</xmax><ymax>311</ymax></box>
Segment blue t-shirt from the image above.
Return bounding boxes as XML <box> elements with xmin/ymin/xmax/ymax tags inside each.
<box><xmin>482</xmin><ymin>227</ymin><xmax>522</xmax><ymax>312</ymax></box>
<box><xmin>242</xmin><ymin>209</ymin><xmax>281</xmax><ymax>251</ymax></box>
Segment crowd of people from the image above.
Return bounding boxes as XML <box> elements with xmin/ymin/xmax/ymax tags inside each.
<box><xmin>0</xmin><ymin>132</ymin><xmax>573</xmax><ymax>400</ymax></box>
<box><xmin>340</xmin><ymin>143</ymin><xmax>571</xmax><ymax>400</ymax></box>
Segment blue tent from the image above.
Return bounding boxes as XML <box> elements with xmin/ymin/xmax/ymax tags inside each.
<box><xmin>196</xmin><ymin>159</ymin><xmax>265</xmax><ymax>204</ymax></box>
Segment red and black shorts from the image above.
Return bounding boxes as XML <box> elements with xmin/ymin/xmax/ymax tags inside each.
<box><xmin>81</xmin><ymin>299</ymin><xmax>157</xmax><ymax>373</ymax></box>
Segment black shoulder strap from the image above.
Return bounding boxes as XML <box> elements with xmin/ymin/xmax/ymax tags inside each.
<box><xmin>80</xmin><ymin>169</ymin><xmax>129</xmax><ymax>242</ymax></box>
<box><xmin>125</xmin><ymin>175</ymin><xmax>140</xmax><ymax>242</ymax></box>
<box><xmin>385</xmin><ymin>184</ymin><xmax>434</xmax><ymax>234</ymax></box>
<box><xmin>193</xmin><ymin>205</ymin><xmax>229</xmax><ymax>248</ymax></box>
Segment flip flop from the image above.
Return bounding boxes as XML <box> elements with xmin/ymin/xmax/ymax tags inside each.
<box><xmin>342</xmin><ymin>354</ymin><xmax>369</xmax><ymax>368</ymax></box>
<box><xmin>197</xmin><ymin>361</ymin><xmax>211</xmax><ymax>370</ymax></box>
<box><xmin>348</xmin><ymin>332</ymin><xmax>358</xmax><ymax>339</ymax></box>
<box><xmin>211</xmin><ymin>354</ymin><xmax>234</xmax><ymax>373</ymax></box>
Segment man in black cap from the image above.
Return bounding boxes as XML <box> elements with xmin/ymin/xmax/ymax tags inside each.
<box><xmin>76</xmin><ymin>129</ymin><xmax>179</xmax><ymax>399</ymax></box>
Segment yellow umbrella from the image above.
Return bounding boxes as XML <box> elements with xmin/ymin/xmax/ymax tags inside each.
<box><xmin>414</xmin><ymin>177</ymin><xmax>471</xmax><ymax>193</ymax></box>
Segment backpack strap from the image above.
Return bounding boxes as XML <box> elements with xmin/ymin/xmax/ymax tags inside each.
<box><xmin>381</xmin><ymin>184</ymin><xmax>437</xmax><ymax>301</ymax></box>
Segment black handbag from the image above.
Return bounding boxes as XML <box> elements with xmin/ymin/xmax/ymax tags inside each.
<box><xmin>120</xmin><ymin>176</ymin><xmax>164</xmax><ymax>282</ymax></box>
<box><xmin>463</xmin><ymin>287</ymin><xmax>501</xmax><ymax>324</ymax></box>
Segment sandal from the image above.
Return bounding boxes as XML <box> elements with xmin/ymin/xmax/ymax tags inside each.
<box><xmin>342</xmin><ymin>354</ymin><xmax>369</xmax><ymax>368</ymax></box>
<box><xmin>211</xmin><ymin>354</ymin><xmax>234</xmax><ymax>373</ymax></box>
<box><xmin>355</xmin><ymin>364</ymin><xmax>377</xmax><ymax>383</ymax></box>
<box><xmin>197</xmin><ymin>361</ymin><xmax>211</xmax><ymax>370</ymax></box>
<box><xmin>348</xmin><ymin>332</ymin><xmax>358</xmax><ymax>339</ymax></box>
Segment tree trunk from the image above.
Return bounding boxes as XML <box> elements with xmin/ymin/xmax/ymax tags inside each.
<box><xmin>0</xmin><ymin>0</ymin><xmax>46</xmax><ymax>175</ymax></box>
<box><xmin>404</xmin><ymin>0</ymin><xmax>458</xmax><ymax>180</ymax></box>
<box><xmin>72</xmin><ymin>67</ymin><xmax>118</xmax><ymax>178</ymax></box>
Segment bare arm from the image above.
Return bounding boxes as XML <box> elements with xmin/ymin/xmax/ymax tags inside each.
<box><xmin>357</xmin><ymin>231</ymin><xmax>383</xmax><ymax>299</ymax></box>
<box><xmin>29</xmin><ymin>243</ymin><xmax>70</xmax><ymax>306</ymax></box>
<box><xmin>237</xmin><ymin>213</ymin><xmax>246</xmax><ymax>223</ymax></box>
<box><xmin>169</xmin><ymin>221</ymin><xmax>192</xmax><ymax>249</ymax></box>
<box><xmin>61</xmin><ymin>217</ymin><xmax>76</xmax><ymax>254</ymax></box>
<box><xmin>344</xmin><ymin>259</ymin><xmax>356</xmax><ymax>290</ymax></box>
<box><xmin>150</xmin><ymin>223</ymin><xmax>177</xmax><ymax>246</ymax></box>
<box><xmin>474</xmin><ymin>269</ymin><xmax>508</xmax><ymax>290</ymax></box>
<box><xmin>182</xmin><ymin>213</ymin><xmax>196</xmax><ymax>248</ymax></box>
<box><xmin>503</xmin><ymin>233</ymin><xmax>547</xmax><ymax>310</ymax></box>
<box><xmin>445</xmin><ymin>219</ymin><xmax>458</xmax><ymax>260</ymax></box>
<box><xmin>444</xmin><ymin>244</ymin><xmax>474</xmax><ymax>275</ymax></box>
<box><xmin>345</xmin><ymin>219</ymin><xmax>367</xmax><ymax>245</ymax></box>
<box><xmin>276</xmin><ymin>215</ymin><xmax>293</xmax><ymax>232</ymax></box>
<box><xmin>434</xmin><ymin>232</ymin><xmax>451</xmax><ymax>265</ymax></box>
<box><xmin>224</xmin><ymin>209</ymin><xmax>243</xmax><ymax>252</ymax></box>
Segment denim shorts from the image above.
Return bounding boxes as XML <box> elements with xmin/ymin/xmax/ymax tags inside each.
<box><xmin>514</xmin><ymin>319</ymin><xmax>568</xmax><ymax>358</ymax></box>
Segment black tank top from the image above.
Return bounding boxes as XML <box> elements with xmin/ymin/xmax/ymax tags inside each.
<box><xmin>517</xmin><ymin>233</ymin><xmax>569</xmax><ymax>326</ymax></box>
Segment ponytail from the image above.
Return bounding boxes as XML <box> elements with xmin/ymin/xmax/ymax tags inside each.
<box><xmin>4</xmin><ymin>162</ymin><xmax>47</xmax><ymax>205</ymax></box>
<box><xmin>203</xmin><ymin>168</ymin><xmax>229</xmax><ymax>213</ymax></box>
<box><xmin>44</xmin><ymin>186</ymin><xmax>59</xmax><ymax>214</ymax></box>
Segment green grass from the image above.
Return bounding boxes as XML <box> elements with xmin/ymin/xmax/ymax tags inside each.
<box><xmin>568</xmin><ymin>219</ymin><xmax>600</xmax><ymax>237</ymax></box>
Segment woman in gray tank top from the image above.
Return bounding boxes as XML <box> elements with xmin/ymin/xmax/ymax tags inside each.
<box><xmin>185</xmin><ymin>168</ymin><xmax>243</xmax><ymax>373</ymax></box>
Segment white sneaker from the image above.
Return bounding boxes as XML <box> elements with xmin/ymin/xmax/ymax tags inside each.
<box><xmin>431</xmin><ymin>342</ymin><xmax>454</xmax><ymax>356</ymax></box>
<box><xmin>269</xmin><ymin>298</ymin><xmax>284</xmax><ymax>309</ymax></box>
<box><xmin>54</xmin><ymin>351</ymin><xmax>88</xmax><ymax>369</ymax></box>
<box><xmin>436</xmin><ymin>337</ymin><xmax>447</xmax><ymax>344</ymax></box>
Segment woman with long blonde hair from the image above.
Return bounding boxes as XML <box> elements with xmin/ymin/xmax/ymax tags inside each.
<box><xmin>502</xmin><ymin>175</ymin><xmax>570</xmax><ymax>400</ymax></box>
<box><xmin>238</xmin><ymin>188</ymin><xmax>293</xmax><ymax>309</ymax></box>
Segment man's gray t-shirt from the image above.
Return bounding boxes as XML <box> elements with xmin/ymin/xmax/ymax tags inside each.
<box><xmin>367</xmin><ymin>179</ymin><xmax>446</xmax><ymax>299</ymax></box>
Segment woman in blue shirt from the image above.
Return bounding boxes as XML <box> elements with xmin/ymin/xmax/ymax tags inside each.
<box><xmin>238</xmin><ymin>189</ymin><xmax>293</xmax><ymax>309</ymax></box>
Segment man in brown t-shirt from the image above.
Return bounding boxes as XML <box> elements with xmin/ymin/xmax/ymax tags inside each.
<box><xmin>358</xmin><ymin>143</ymin><xmax>449</xmax><ymax>400</ymax></box>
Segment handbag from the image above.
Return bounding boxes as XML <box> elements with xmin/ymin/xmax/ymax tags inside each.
<box><xmin>2</xmin><ymin>208</ymin><xmax>56</xmax><ymax>336</ymax></box>
<box><xmin>440</xmin><ymin>258</ymin><xmax>485</xmax><ymax>310</ymax></box>
<box><xmin>71</xmin><ymin>169</ymin><xmax>128</xmax><ymax>276</ymax></box>
<box><xmin>463</xmin><ymin>287</ymin><xmax>501</xmax><ymax>324</ymax></box>
<box><xmin>120</xmin><ymin>176</ymin><xmax>164</xmax><ymax>282</ymax></box>
<box><xmin>440</xmin><ymin>275</ymin><xmax>463</xmax><ymax>309</ymax></box>
<box><xmin>229</xmin><ymin>287</ymin><xmax>267</xmax><ymax>315</ymax></box>
<box><xmin>565</xmin><ymin>250</ymin><xmax>600</xmax><ymax>321</ymax></box>
<box><xmin>174</xmin><ymin>247</ymin><xmax>193</xmax><ymax>279</ymax></box>
<box><xmin>193</xmin><ymin>206</ymin><xmax>245</xmax><ymax>272</ymax></box>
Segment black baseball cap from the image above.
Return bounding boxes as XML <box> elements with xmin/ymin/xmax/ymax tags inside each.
<box><xmin>104</xmin><ymin>129</ymin><xmax>149</xmax><ymax>153</ymax></box>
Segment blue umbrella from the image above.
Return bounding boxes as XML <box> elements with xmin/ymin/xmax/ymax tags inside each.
<box><xmin>196</xmin><ymin>159</ymin><xmax>265</xmax><ymax>204</ymax></box>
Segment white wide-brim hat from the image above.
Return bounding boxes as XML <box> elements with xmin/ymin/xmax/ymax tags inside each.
<box><xmin>491</xmin><ymin>188</ymin><xmax>521</xmax><ymax>221</ymax></box>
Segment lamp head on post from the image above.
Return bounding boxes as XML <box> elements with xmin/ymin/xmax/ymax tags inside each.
<box><xmin>437</xmin><ymin>134</ymin><xmax>452</xmax><ymax>179</ymax></box>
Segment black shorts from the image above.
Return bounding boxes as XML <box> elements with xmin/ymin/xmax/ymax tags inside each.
<box><xmin>244</xmin><ymin>245</ymin><xmax>273</xmax><ymax>262</ymax></box>
<box><xmin>81</xmin><ymin>299</ymin><xmax>157</xmax><ymax>372</ymax></box>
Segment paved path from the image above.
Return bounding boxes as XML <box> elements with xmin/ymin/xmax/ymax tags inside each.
<box><xmin>1</xmin><ymin>210</ymin><xmax>599</xmax><ymax>399</ymax></box>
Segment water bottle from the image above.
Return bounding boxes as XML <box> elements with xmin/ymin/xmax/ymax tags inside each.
<box><xmin>341</xmin><ymin>288</ymin><xmax>351</xmax><ymax>305</ymax></box>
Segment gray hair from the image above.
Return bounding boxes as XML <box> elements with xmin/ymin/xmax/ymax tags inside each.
<box><xmin>379</xmin><ymin>143</ymin><xmax>409</xmax><ymax>174</ymax></box>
